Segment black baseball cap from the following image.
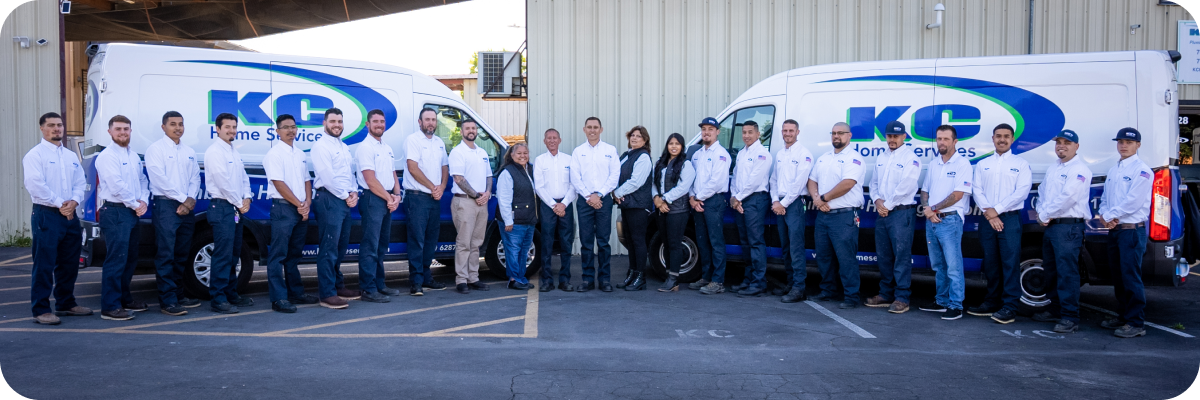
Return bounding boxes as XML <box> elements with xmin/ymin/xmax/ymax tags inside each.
<box><xmin>1113</xmin><ymin>127</ymin><xmax>1141</xmax><ymax>142</ymax></box>
<box><xmin>883</xmin><ymin>120</ymin><xmax>907</xmax><ymax>136</ymax></box>
<box><xmin>699</xmin><ymin>117</ymin><xmax>719</xmax><ymax>128</ymax></box>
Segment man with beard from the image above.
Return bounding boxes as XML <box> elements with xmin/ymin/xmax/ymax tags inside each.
<box><xmin>311</xmin><ymin>108</ymin><xmax>361</xmax><ymax>309</ymax></box>
<box><xmin>96</xmin><ymin>115</ymin><xmax>150</xmax><ymax>321</ymax></box>
<box><xmin>1031</xmin><ymin>130</ymin><xmax>1092</xmax><ymax>333</ymax></box>
<box><xmin>263</xmin><ymin>114</ymin><xmax>319</xmax><ymax>313</ymax></box>
<box><xmin>23</xmin><ymin>112</ymin><xmax>91</xmax><ymax>325</ymax></box>
<box><xmin>404</xmin><ymin>108</ymin><xmax>450</xmax><ymax>296</ymax></box>
<box><xmin>970</xmin><ymin>123</ymin><xmax>1032</xmax><ymax>324</ymax></box>
<box><xmin>918</xmin><ymin>125</ymin><xmax>973</xmax><ymax>321</ymax></box>
<box><xmin>356</xmin><ymin>109</ymin><xmax>404</xmax><ymax>302</ymax></box>
<box><xmin>144</xmin><ymin>111</ymin><xmax>203</xmax><ymax>316</ymax></box>
<box><xmin>773</xmin><ymin>119</ymin><xmax>814</xmax><ymax>303</ymax></box>
<box><xmin>204</xmin><ymin>113</ymin><xmax>254</xmax><ymax>314</ymax></box>
<box><xmin>570</xmin><ymin>117</ymin><xmax>621</xmax><ymax>292</ymax></box>
<box><xmin>448</xmin><ymin>119</ymin><xmax>493</xmax><ymax>294</ymax></box>
<box><xmin>865</xmin><ymin>121</ymin><xmax>921</xmax><ymax>313</ymax></box>
<box><xmin>534</xmin><ymin>128</ymin><xmax>576</xmax><ymax>292</ymax></box>
<box><xmin>688</xmin><ymin>117</ymin><xmax>732</xmax><ymax>295</ymax></box>
<box><xmin>808</xmin><ymin>122</ymin><xmax>865</xmax><ymax>309</ymax></box>
<box><xmin>729</xmin><ymin>121</ymin><xmax>772</xmax><ymax>297</ymax></box>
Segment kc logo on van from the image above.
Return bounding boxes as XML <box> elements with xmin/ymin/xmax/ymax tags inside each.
<box><xmin>818</xmin><ymin>75</ymin><xmax>1066</xmax><ymax>158</ymax></box>
<box><xmin>175</xmin><ymin>60</ymin><xmax>398</xmax><ymax>146</ymax></box>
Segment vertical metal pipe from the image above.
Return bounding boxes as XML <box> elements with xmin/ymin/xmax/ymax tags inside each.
<box><xmin>1027</xmin><ymin>0</ymin><xmax>1034</xmax><ymax>54</ymax></box>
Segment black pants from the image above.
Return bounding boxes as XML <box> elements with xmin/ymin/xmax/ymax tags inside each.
<box><xmin>621</xmin><ymin>207</ymin><xmax>650</xmax><ymax>274</ymax></box>
<box><xmin>657</xmin><ymin>211</ymin><xmax>688</xmax><ymax>275</ymax></box>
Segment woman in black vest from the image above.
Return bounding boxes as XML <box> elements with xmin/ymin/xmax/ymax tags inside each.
<box><xmin>497</xmin><ymin>143</ymin><xmax>537</xmax><ymax>290</ymax></box>
<box><xmin>653</xmin><ymin>133</ymin><xmax>695</xmax><ymax>292</ymax></box>
<box><xmin>613</xmin><ymin>126</ymin><xmax>653</xmax><ymax>291</ymax></box>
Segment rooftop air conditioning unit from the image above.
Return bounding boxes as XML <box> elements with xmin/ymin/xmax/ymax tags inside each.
<box><xmin>477</xmin><ymin>51</ymin><xmax>521</xmax><ymax>97</ymax></box>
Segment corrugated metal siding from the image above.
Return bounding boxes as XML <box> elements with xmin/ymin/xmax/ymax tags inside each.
<box><xmin>0</xmin><ymin>0</ymin><xmax>62</xmax><ymax>238</ymax></box>
<box><xmin>529</xmin><ymin>0</ymin><xmax>1195</xmax><ymax>254</ymax></box>
<box><xmin>461</xmin><ymin>79</ymin><xmax>528</xmax><ymax>141</ymax></box>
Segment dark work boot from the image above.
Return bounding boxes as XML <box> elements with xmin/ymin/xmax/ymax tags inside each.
<box><xmin>624</xmin><ymin>272</ymin><xmax>646</xmax><ymax>291</ymax></box>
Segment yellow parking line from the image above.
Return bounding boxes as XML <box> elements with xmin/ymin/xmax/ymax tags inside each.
<box><xmin>97</xmin><ymin>305</ymin><xmax>320</xmax><ymax>332</ymax></box>
<box><xmin>420</xmin><ymin>316</ymin><xmax>526</xmax><ymax>336</ymax></box>
<box><xmin>0</xmin><ymin>289</ymin><xmax>159</xmax><ymax>307</ymax></box>
<box><xmin>261</xmin><ymin>294</ymin><xmax>527</xmax><ymax>336</ymax></box>
<box><xmin>522</xmin><ymin>277</ymin><xmax>539</xmax><ymax>338</ymax></box>
<box><xmin>0</xmin><ymin>255</ymin><xmax>32</xmax><ymax>267</ymax></box>
<box><xmin>0</xmin><ymin>317</ymin><xmax>34</xmax><ymax>325</ymax></box>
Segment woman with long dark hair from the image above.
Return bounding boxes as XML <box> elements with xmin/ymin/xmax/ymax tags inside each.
<box><xmin>496</xmin><ymin>143</ymin><xmax>537</xmax><ymax>290</ymax></box>
<box><xmin>613</xmin><ymin>126</ymin><xmax>653</xmax><ymax>291</ymax></box>
<box><xmin>652</xmin><ymin>133</ymin><xmax>695</xmax><ymax>292</ymax></box>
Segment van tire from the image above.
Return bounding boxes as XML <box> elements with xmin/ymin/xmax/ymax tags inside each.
<box><xmin>1015</xmin><ymin>245</ymin><xmax>1092</xmax><ymax>315</ymax></box>
<box><xmin>182</xmin><ymin>230</ymin><xmax>255</xmax><ymax>300</ymax></box>
<box><xmin>484</xmin><ymin>227</ymin><xmax>542</xmax><ymax>281</ymax></box>
<box><xmin>647</xmin><ymin>232</ymin><xmax>701</xmax><ymax>283</ymax></box>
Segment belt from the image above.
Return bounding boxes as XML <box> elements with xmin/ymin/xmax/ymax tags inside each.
<box><xmin>152</xmin><ymin>195</ymin><xmax>180</xmax><ymax>201</ymax></box>
<box><xmin>1114</xmin><ymin>222</ymin><xmax>1146</xmax><ymax>230</ymax></box>
<box><xmin>554</xmin><ymin>198</ymin><xmax>564</xmax><ymax>203</ymax></box>
<box><xmin>998</xmin><ymin>210</ymin><xmax>1019</xmax><ymax>218</ymax></box>
<box><xmin>935</xmin><ymin>211</ymin><xmax>958</xmax><ymax>219</ymax></box>
<box><xmin>1050</xmin><ymin>218</ymin><xmax>1085</xmax><ymax>225</ymax></box>
<box><xmin>103</xmin><ymin>202</ymin><xmax>129</xmax><ymax>209</ymax></box>
<box><xmin>405</xmin><ymin>189</ymin><xmax>431</xmax><ymax>197</ymax></box>
<box><xmin>824</xmin><ymin>207</ymin><xmax>856</xmax><ymax>214</ymax></box>
<box><xmin>453</xmin><ymin>193</ymin><xmax>474</xmax><ymax>199</ymax></box>
<box><xmin>892</xmin><ymin>204</ymin><xmax>917</xmax><ymax>211</ymax></box>
<box><xmin>33</xmin><ymin>204</ymin><xmax>60</xmax><ymax>212</ymax></box>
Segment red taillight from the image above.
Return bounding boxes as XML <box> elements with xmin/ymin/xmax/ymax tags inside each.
<box><xmin>1150</xmin><ymin>168</ymin><xmax>1171</xmax><ymax>241</ymax></box>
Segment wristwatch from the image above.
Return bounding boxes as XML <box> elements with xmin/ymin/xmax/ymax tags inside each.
<box><xmin>819</xmin><ymin>194</ymin><xmax>827</xmax><ymax>202</ymax></box>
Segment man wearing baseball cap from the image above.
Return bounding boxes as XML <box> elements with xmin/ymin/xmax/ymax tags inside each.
<box><xmin>1097</xmin><ymin>127</ymin><xmax>1153</xmax><ymax>338</ymax></box>
<box><xmin>688</xmin><ymin>117</ymin><xmax>732</xmax><ymax>295</ymax></box>
<box><xmin>866</xmin><ymin>120</ymin><xmax>921</xmax><ymax>313</ymax></box>
<box><xmin>1032</xmin><ymin>129</ymin><xmax>1092</xmax><ymax>333</ymax></box>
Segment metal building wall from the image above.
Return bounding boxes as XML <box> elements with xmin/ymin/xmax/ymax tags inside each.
<box><xmin>462</xmin><ymin>78</ymin><xmax>529</xmax><ymax>140</ymax></box>
<box><xmin>1</xmin><ymin>0</ymin><xmax>62</xmax><ymax>238</ymax></box>
<box><xmin>527</xmin><ymin>0</ymin><xmax>1194</xmax><ymax>254</ymax></box>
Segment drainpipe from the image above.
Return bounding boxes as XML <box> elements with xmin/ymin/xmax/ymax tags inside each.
<box><xmin>1027</xmin><ymin>0</ymin><xmax>1034</xmax><ymax>54</ymax></box>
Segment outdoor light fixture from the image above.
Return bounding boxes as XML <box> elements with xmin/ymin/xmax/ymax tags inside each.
<box><xmin>12</xmin><ymin>36</ymin><xmax>29</xmax><ymax>49</ymax></box>
<box><xmin>926</xmin><ymin>3</ymin><xmax>945</xmax><ymax>29</ymax></box>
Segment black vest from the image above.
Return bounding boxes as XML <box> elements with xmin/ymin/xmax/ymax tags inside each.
<box><xmin>501</xmin><ymin>163</ymin><xmax>537</xmax><ymax>226</ymax></box>
<box><xmin>658</xmin><ymin>160</ymin><xmax>690</xmax><ymax>214</ymax></box>
<box><xmin>618</xmin><ymin>148</ymin><xmax>653</xmax><ymax>210</ymax></box>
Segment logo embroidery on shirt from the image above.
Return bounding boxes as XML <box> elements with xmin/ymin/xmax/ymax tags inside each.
<box><xmin>895</xmin><ymin>164</ymin><xmax>903</xmax><ymax>168</ymax></box>
<box><xmin>1139</xmin><ymin>171</ymin><xmax>1152</xmax><ymax>179</ymax></box>
<box><xmin>806</xmin><ymin>157</ymin><xmax>812</xmax><ymax>162</ymax></box>
<box><xmin>1009</xmin><ymin>168</ymin><xmax>1020</xmax><ymax>173</ymax></box>
<box><xmin>1123</xmin><ymin>176</ymin><xmax>1133</xmax><ymax>182</ymax></box>
<box><xmin>912</xmin><ymin>160</ymin><xmax>919</xmax><ymax>167</ymax></box>
<box><xmin>1076</xmin><ymin>174</ymin><xmax>1085</xmax><ymax>182</ymax></box>
<box><xmin>946</xmin><ymin>171</ymin><xmax>957</xmax><ymax>177</ymax></box>
<box><xmin>718</xmin><ymin>156</ymin><xmax>727</xmax><ymax>162</ymax></box>
<box><xmin>757</xmin><ymin>155</ymin><xmax>766</xmax><ymax>161</ymax></box>
<box><xmin>852</xmin><ymin>159</ymin><xmax>861</xmax><ymax>165</ymax></box>
<box><xmin>964</xmin><ymin>182</ymin><xmax>971</xmax><ymax>187</ymax></box>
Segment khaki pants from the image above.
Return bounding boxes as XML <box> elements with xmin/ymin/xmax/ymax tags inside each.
<box><xmin>451</xmin><ymin>196</ymin><xmax>488</xmax><ymax>284</ymax></box>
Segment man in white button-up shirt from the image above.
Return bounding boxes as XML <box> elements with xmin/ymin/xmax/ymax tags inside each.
<box><xmin>404</xmin><ymin>108</ymin><xmax>451</xmax><ymax>296</ymax></box>
<box><xmin>311</xmin><ymin>108</ymin><xmax>361</xmax><ymax>308</ymax></box>
<box><xmin>23</xmin><ymin>112</ymin><xmax>91</xmax><ymax>325</ymax></box>
<box><xmin>771</xmin><ymin>119</ymin><xmax>813</xmax><ymax>304</ymax></box>
<box><xmin>1032</xmin><ymin>129</ymin><xmax>1092</xmax><ymax>334</ymax></box>
<box><xmin>203</xmin><ymin>113</ymin><xmax>254</xmax><ymax>314</ymax></box>
<box><xmin>448</xmin><ymin>119</ymin><xmax>493</xmax><ymax>294</ymax></box>
<box><xmin>729</xmin><ymin>121</ymin><xmax>772</xmax><ymax>297</ymax></box>
<box><xmin>1098</xmin><ymin>127</ymin><xmax>1153</xmax><ymax>338</ymax></box>
<box><xmin>865</xmin><ymin>121</ymin><xmax>921</xmax><ymax>313</ymax></box>
<box><xmin>569</xmin><ymin>117</ymin><xmax>621</xmax><ymax>292</ymax></box>
<box><xmin>969</xmin><ymin>123</ymin><xmax>1032</xmax><ymax>324</ymax></box>
<box><xmin>95</xmin><ymin>115</ymin><xmax>150</xmax><ymax>321</ymax></box>
<box><xmin>534</xmin><ymin>129</ymin><xmax>576</xmax><ymax>292</ymax></box>
<box><xmin>144</xmin><ymin>111</ymin><xmax>203</xmax><ymax>315</ymax></box>
<box><xmin>263</xmin><ymin>114</ymin><xmax>318</xmax><ymax>313</ymax></box>
<box><xmin>808</xmin><ymin>122</ymin><xmax>865</xmax><ymax>309</ymax></box>
<box><xmin>918</xmin><ymin>125</ymin><xmax>973</xmax><ymax>320</ymax></box>
<box><xmin>356</xmin><ymin>110</ymin><xmax>404</xmax><ymax>302</ymax></box>
<box><xmin>687</xmin><ymin>117</ymin><xmax>732</xmax><ymax>295</ymax></box>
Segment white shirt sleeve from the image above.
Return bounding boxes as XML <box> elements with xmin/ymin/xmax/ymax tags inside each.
<box><xmin>187</xmin><ymin>153</ymin><xmax>201</xmax><ymax>200</ymax></box>
<box><xmin>22</xmin><ymin>151</ymin><xmax>62</xmax><ymax>207</ymax></box>
<box><xmin>614</xmin><ymin>153</ymin><xmax>652</xmax><ymax>198</ymax></box>
<box><xmin>1101</xmin><ymin>166</ymin><xmax>1153</xmax><ymax>221</ymax></box>
<box><xmin>663</xmin><ymin>161</ymin><xmax>695</xmax><ymax>203</ymax></box>
<box><xmin>1038</xmin><ymin>166</ymin><xmax>1088</xmax><ymax>223</ymax></box>
<box><xmin>600</xmin><ymin>147</ymin><xmax>621</xmax><ymax>195</ymax></box>
<box><xmin>311</xmin><ymin>145</ymin><xmax>347</xmax><ymax>200</ymax></box>
<box><xmin>569</xmin><ymin>151</ymin><xmax>589</xmax><ymax>197</ymax></box>
<box><xmin>696</xmin><ymin>151</ymin><xmax>731</xmax><ymax>201</ymax></box>
<box><xmin>498</xmin><ymin>169</ymin><xmax>514</xmax><ymax>226</ymax></box>
<box><xmin>972</xmin><ymin>163</ymin><xmax>992</xmax><ymax>211</ymax></box>
<box><xmin>995</xmin><ymin>162</ymin><xmax>1033</xmax><ymax>214</ymax></box>
<box><xmin>144</xmin><ymin>147</ymin><xmax>174</xmax><ymax>201</ymax></box>
<box><xmin>533</xmin><ymin>158</ymin><xmax>556</xmax><ymax>208</ymax></box>
<box><xmin>97</xmin><ymin>151</ymin><xmax>141</xmax><ymax>208</ymax></box>
<box><xmin>884</xmin><ymin>157</ymin><xmax>921</xmax><ymax>210</ymax></box>
<box><xmin>868</xmin><ymin>163</ymin><xmax>882</xmax><ymax>204</ymax></box>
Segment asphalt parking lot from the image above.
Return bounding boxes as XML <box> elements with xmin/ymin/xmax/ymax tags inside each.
<box><xmin>0</xmin><ymin>246</ymin><xmax>1198</xmax><ymax>399</ymax></box>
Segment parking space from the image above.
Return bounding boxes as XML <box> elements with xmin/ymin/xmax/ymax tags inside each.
<box><xmin>0</xmin><ymin>245</ymin><xmax>1198</xmax><ymax>399</ymax></box>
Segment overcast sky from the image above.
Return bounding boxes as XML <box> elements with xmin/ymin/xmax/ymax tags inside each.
<box><xmin>233</xmin><ymin>0</ymin><xmax>525</xmax><ymax>76</ymax></box>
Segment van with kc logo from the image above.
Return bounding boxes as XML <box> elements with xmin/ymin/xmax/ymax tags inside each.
<box><xmin>77</xmin><ymin>44</ymin><xmax>523</xmax><ymax>298</ymax></box>
<box><xmin>648</xmin><ymin>50</ymin><xmax>1188</xmax><ymax>312</ymax></box>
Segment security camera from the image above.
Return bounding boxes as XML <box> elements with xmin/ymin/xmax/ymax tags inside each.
<box><xmin>36</xmin><ymin>38</ymin><xmax>48</xmax><ymax>46</ymax></box>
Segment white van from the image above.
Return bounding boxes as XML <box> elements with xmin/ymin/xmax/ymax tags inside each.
<box><xmin>654</xmin><ymin>50</ymin><xmax>1188</xmax><ymax>310</ymax></box>
<box><xmin>79</xmin><ymin>44</ymin><xmax>521</xmax><ymax>297</ymax></box>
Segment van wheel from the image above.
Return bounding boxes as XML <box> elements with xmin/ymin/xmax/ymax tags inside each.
<box><xmin>647</xmin><ymin>232</ymin><xmax>701</xmax><ymax>282</ymax></box>
<box><xmin>182</xmin><ymin>230</ymin><xmax>254</xmax><ymax>300</ymax></box>
<box><xmin>1017</xmin><ymin>247</ymin><xmax>1050</xmax><ymax>315</ymax></box>
<box><xmin>484</xmin><ymin>228</ymin><xmax>542</xmax><ymax>280</ymax></box>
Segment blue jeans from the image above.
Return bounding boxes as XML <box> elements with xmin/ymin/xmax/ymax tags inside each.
<box><xmin>502</xmin><ymin>224</ymin><xmax>535</xmax><ymax>284</ymax></box>
<box><xmin>405</xmin><ymin>191</ymin><xmax>439</xmax><ymax>288</ymax></box>
<box><xmin>99</xmin><ymin>204</ymin><xmax>139</xmax><ymax>312</ymax></box>
<box><xmin>1108</xmin><ymin>226</ymin><xmax>1148</xmax><ymax>327</ymax></box>
<box><xmin>314</xmin><ymin>189</ymin><xmax>351</xmax><ymax>299</ymax></box>
<box><xmin>577</xmin><ymin>194</ymin><xmax>613</xmax><ymax>284</ymax></box>
<box><xmin>735</xmin><ymin>192</ymin><xmax>769</xmax><ymax>290</ymax></box>
<box><xmin>694</xmin><ymin>195</ymin><xmax>728</xmax><ymax>284</ymax></box>
<box><xmin>1044</xmin><ymin>222</ymin><xmax>1084</xmax><ymax>322</ymax></box>
<box><xmin>267</xmin><ymin>200</ymin><xmax>308</xmax><ymax>303</ymax></box>
<box><xmin>875</xmin><ymin>207</ymin><xmax>914</xmax><ymax>303</ymax></box>
<box><xmin>152</xmin><ymin>198</ymin><xmax>194</xmax><ymax>306</ymax></box>
<box><xmin>358</xmin><ymin>191</ymin><xmax>393</xmax><ymax>293</ymax></box>
<box><xmin>206</xmin><ymin>200</ymin><xmax>244</xmax><ymax>303</ymax></box>
<box><xmin>926</xmin><ymin>214</ymin><xmax>965</xmax><ymax>310</ymax></box>
<box><xmin>30</xmin><ymin>205</ymin><xmax>81</xmax><ymax>317</ymax></box>
<box><xmin>539</xmin><ymin>202</ymin><xmax>574</xmax><ymax>283</ymax></box>
<box><xmin>981</xmin><ymin>211</ymin><xmax>1023</xmax><ymax>312</ymax></box>
<box><xmin>777</xmin><ymin>200</ymin><xmax>807</xmax><ymax>291</ymax></box>
<box><xmin>815</xmin><ymin>210</ymin><xmax>860</xmax><ymax>301</ymax></box>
